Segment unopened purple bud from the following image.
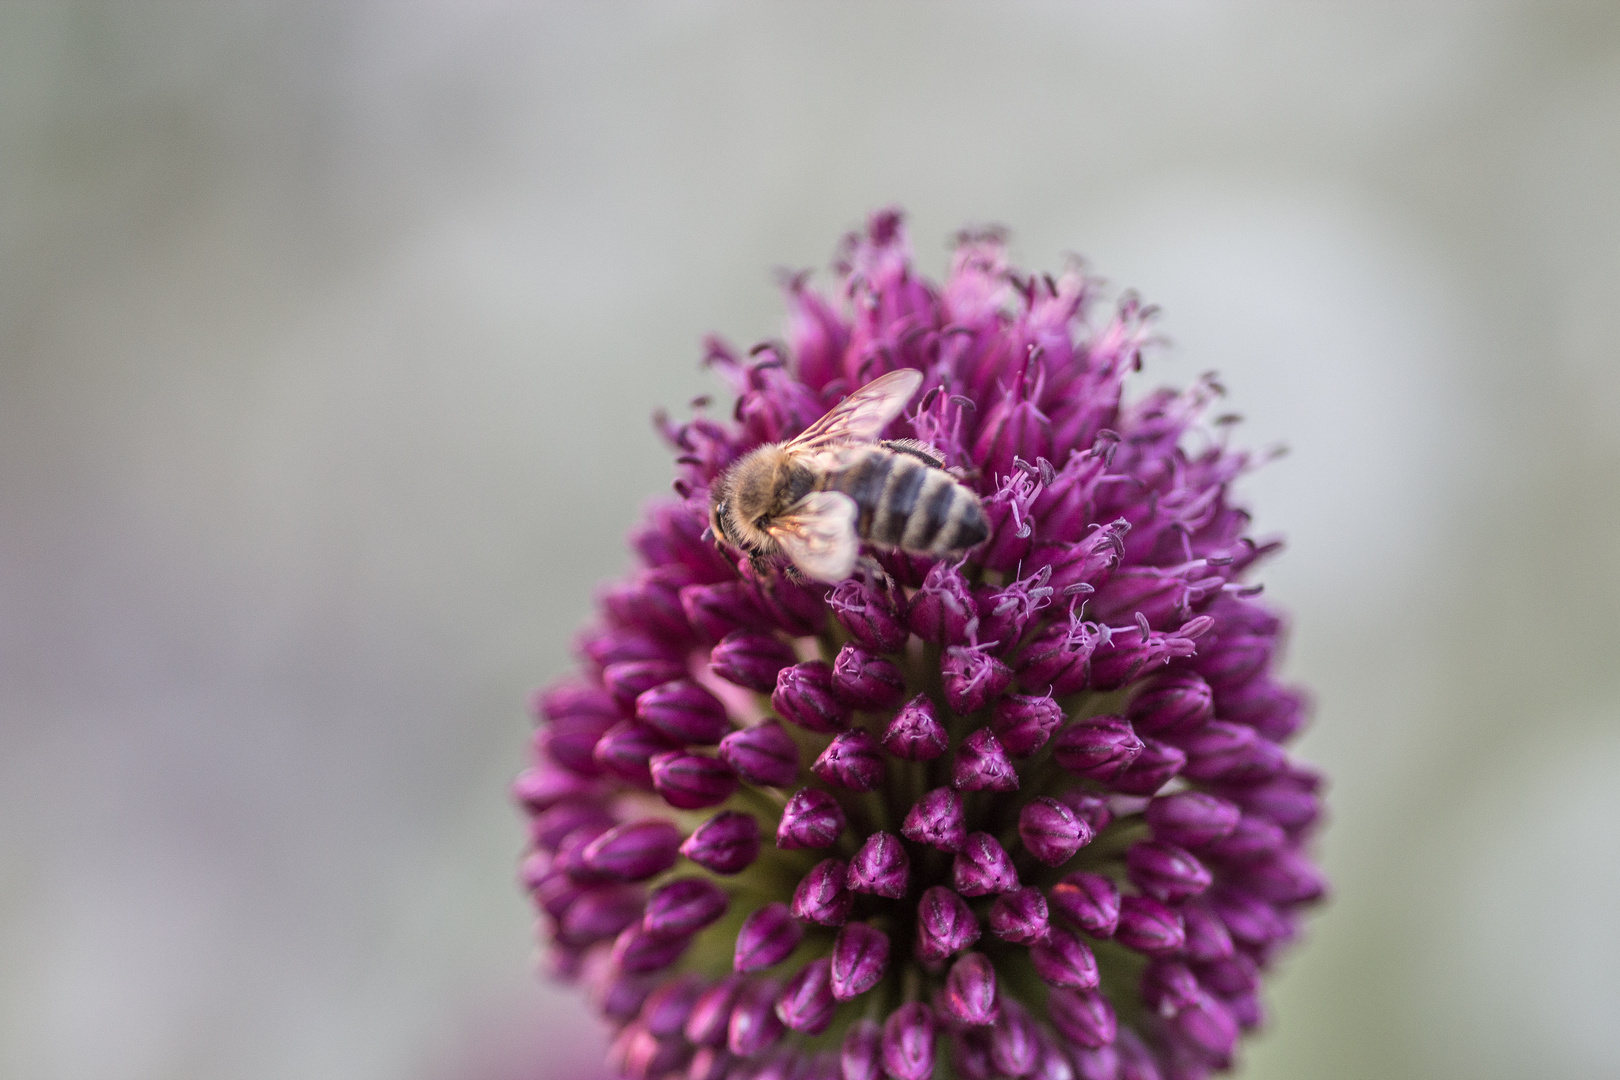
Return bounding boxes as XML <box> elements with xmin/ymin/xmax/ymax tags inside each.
<box><xmin>1049</xmin><ymin>872</ymin><xmax>1120</xmax><ymax>937</ymax></box>
<box><xmin>1054</xmin><ymin>790</ymin><xmax>1113</xmax><ymax>836</ymax></box>
<box><xmin>639</xmin><ymin>974</ymin><xmax>705</xmax><ymax>1037</ymax></box>
<box><xmin>1037</xmin><ymin>520</ymin><xmax>1128</xmax><ymax>596</ymax></box>
<box><xmin>953</xmin><ymin>727</ymin><xmax>1019</xmax><ymax>792</ymax></box>
<box><xmin>682</xmin><ymin>581</ymin><xmax>773</xmax><ymax>644</ymax></box>
<box><xmin>734</xmin><ymin>903</ymin><xmax>804</xmax><ymax>972</ymax></box>
<box><xmin>644</xmin><ymin>877</ymin><xmax>729</xmax><ymax>937</ymax></box>
<box><xmin>1229</xmin><ymin>768</ymin><xmax>1323</xmax><ymax>831</ymax></box>
<box><xmin>772</xmin><ymin>661</ymin><xmax>852</xmax><ymax>734</ymax></box>
<box><xmin>718</xmin><ymin>721</ymin><xmax>799</xmax><ymax>788</ymax></box>
<box><xmin>831</xmin><ymin>643</ymin><xmax>905</xmax><ymax>709</ymax></box>
<box><xmin>775</xmin><ymin>957</ymin><xmax>836</xmax><ymax>1034</ymax></box>
<box><xmin>1087</xmin><ymin>623</ymin><xmax>1202</xmax><ymax>692</ymax></box>
<box><xmin>611</xmin><ymin>923</ymin><xmax>693</xmax><ymax>974</ymax></box>
<box><xmin>512</xmin><ymin>764</ymin><xmax>603</xmax><ymax>813</ymax></box>
<box><xmin>988</xmin><ymin>886</ymin><xmax>1050</xmax><ymax>943</ymax></box>
<box><xmin>915</xmin><ymin>885</ymin><xmax>981</xmax><ymax>962</ymax></box>
<box><xmin>1017</xmin><ymin>618</ymin><xmax>1104</xmax><ymax>695</ymax></box>
<box><xmin>612</xmin><ymin>1022</ymin><xmax>691</xmax><ymax>1080</ymax></box>
<box><xmin>827</xmin><ymin>575</ymin><xmax>909</xmax><ymax>653</ymax></box>
<box><xmin>1127</xmin><ymin>841</ymin><xmax>1213</xmax><ymax>903</ymax></box>
<box><xmin>830</xmin><ymin>921</ymin><xmax>890</xmax><ymax>1001</ymax></box>
<box><xmin>559</xmin><ymin>885</ymin><xmax>644</xmax><ymax>946</ymax></box>
<box><xmin>582</xmin><ymin>819</ymin><xmax>682</xmax><ymax>882</ymax></box>
<box><xmin>684</xmin><ymin>975</ymin><xmax>745</xmax><ymax>1047</ymax></box>
<box><xmin>1176</xmin><ymin>721</ymin><xmax>1279</xmax><ymax>784</ymax></box>
<box><xmin>1112</xmin><ymin>1029</ymin><xmax>1161</xmax><ymax>1080</ymax></box>
<box><xmin>1216</xmin><ymin>677</ymin><xmax>1308</xmax><ymax>743</ymax></box>
<box><xmin>1206</xmin><ymin>886</ymin><xmax>1291</xmax><ymax>949</ymax></box>
<box><xmin>992</xmin><ymin>694</ymin><xmax>1065</xmax><ymax>757</ymax></box>
<box><xmin>687</xmin><ymin>1047</ymin><xmax>733</xmax><ymax>1080</ymax></box>
<box><xmin>727</xmin><ymin>977</ymin><xmax>786</xmax><ymax>1057</ymax></box>
<box><xmin>1179</xmin><ymin>900</ymin><xmax>1235</xmax><ymax>963</ymax></box>
<box><xmin>953</xmin><ymin>1027</ymin><xmax>996</xmax><ymax>1080</ymax></box>
<box><xmin>1032</xmin><ymin>1029</ymin><xmax>1080</xmax><ymax>1080</ymax></box>
<box><xmin>596</xmin><ymin>972</ymin><xmax>655</xmax><ymax>1024</ymax></box>
<box><xmin>953</xmin><ymin>832</ymin><xmax>1019</xmax><ymax>895</ymax></box>
<box><xmin>710</xmin><ymin>630</ymin><xmax>799</xmax><ymax>692</ymax></box>
<box><xmin>1193</xmin><ymin>953</ymin><xmax>1258</xmax><ymax>999</ymax></box>
<box><xmin>1089</xmin><ymin>568</ymin><xmax>1197</xmax><ymax>632</ymax></box>
<box><xmin>990</xmin><ymin>1001</ymin><xmax>1040</xmax><ymax>1078</ymax></box>
<box><xmin>1141</xmin><ymin>959</ymin><xmax>1201</xmax><ymax>1015</ymax></box>
<box><xmin>595</xmin><ymin>720</ymin><xmax>679</xmax><ymax>789</ymax></box>
<box><xmin>1053</xmin><ymin>715</ymin><xmax>1144</xmax><ymax>781</ymax></box>
<box><xmin>1200</xmin><ymin>814</ymin><xmax>1286</xmax><ymax>863</ymax></box>
<box><xmin>637</xmin><ymin>678</ymin><xmax>731</xmax><ymax>744</ymax></box>
<box><xmin>1168</xmin><ymin>992</ymin><xmax>1239</xmax><ymax>1065</ymax></box>
<box><xmin>943</xmin><ymin>951</ymin><xmax>999</xmax><ymax>1025</ymax></box>
<box><xmin>531</xmin><ymin>800</ymin><xmax>614</xmax><ymax>850</ymax></box>
<box><xmin>943</xmin><ymin>646</ymin><xmax>1014</xmax><ymax>714</ymax></box>
<box><xmin>681</xmin><ymin>810</ymin><xmax>761</xmax><ymax>874</ymax></box>
<box><xmin>1030</xmin><ymin>925</ymin><xmax>1100</xmax><ymax>990</ymax></box>
<box><xmin>1115</xmin><ymin>894</ymin><xmax>1187</xmax><ymax>956</ymax></box>
<box><xmin>1020</xmin><ymin>796</ymin><xmax>1092</xmax><ymax>866</ymax></box>
<box><xmin>531</xmin><ymin>864</ymin><xmax>585</xmax><ymax>919</ymax></box>
<box><xmin>553</xmin><ymin>821</ymin><xmax>613</xmax><ymax>879</ymax></box>
<box><xmin>603</xmin><ymin>659</ymin><xmax>687</xmax><ymax>709</ymax></box>
<box><xmin>1127</xmin><ymin>671</ymin><xmax>1214</xmax><ymax>737</ymax></box>
<box><xmin>903</xmin><ymin>786</ymin><xmax>967</xmax><ymax>852</ymax></box>
<box><xmin>847</xmin><ymin>832</ymin><xmax>909</xmax><ymax>897</ymax></box>
<box><xmin>1194</xmin><ymin>631</ymin><xmax>1272</xmax><ymax>689</ymax></box>
<box><xmin>812</xmin><ymin>729</ymin><xmax>885</xmax><ymax>791</ymax></box>
<box><xmin>909</xmin><ymin>561</ymin><xmax>978</xmax><ymax>645</ymax></box>
<box><xmin>750</xmin><ymin>567</ymin><xmax>831</xmax><ymax>637</ymax></box>
<box><xmin>841</xmin><ymin>1019</ymin><xmax>884</xmax><ymax>1080</ymax></box>
<box><xmin>791</xmin><ymin>859</ymin><xmax>853</xmax><ymax>926</ymax></box>
<box><xmin>1146</xmin><ymin>792</ymin><xmax>1241</xmax><ymax>848</ymax></box>
<box><xmin>539</xmin><ymin>713</ymin><xmax>618</xmax><ymax>777</ymax></box>
<box><xmin>1228</xmin><ymin>849</ymin><xmax>1329</xmax><ymax>905</ymax></box>
<box><xmin>881</xmin><ymin>1003</ymin><xmax>936</xmax><ymax>1080</ymax></box>
<box><xmin>1047</xmin><ymin>988</ymin><xmax>1117</xmax><ymax>1050</ymax></box>
<box><xmin>1108</xmin><ymin>737</ymin><xmax>1187</xmax><ymax>796</ymax></box>
<box><xmin>882</xmin><ymin>696</ymin><xmax>949</xmax><ymax>760</ymax></box>
<box><xmin>651</xmin><ymin>751</ymin><xmax>740</xmax><ymax>809</ymax></box>
<box><xmin>776</xmin><ymin>788</ymin><xmax>847</xmax><ymax>849</ymax></box>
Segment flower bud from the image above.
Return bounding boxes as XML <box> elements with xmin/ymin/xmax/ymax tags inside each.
<box><xmin>952</xmin><ymin>1028</ymin><xmax>996</xmax><ymax>1080</ymax></box>
<box><xmin>1127</xmin><ymin>670</ymin><xmax>1214</xmax><ymax>737</ymax></box>
<box><xmin>1206</xmin><ymin>886</ymin><xmax>1291</xmax><ymax>949</ymax></box>
<box><xmin>1054</xmin><ymin>790</ymin><xmax>1113</xmax><ymax>836</ymax></box>
<box><xmin>1177</xmin><ymin>721</ymin><xmax>1282</xmax><ymax>784</ymax></box>
<box><xmin>1088</xmin><ymin>568</ymin><xmax>1196</xmax><ymax>632</ymax></box>
<box><xmin>832</xmin><ymin>643</ymin><xmax>905</xmax><ymax>709</ymax></box>
<box><xmin>596</xmin><ymin>973</ymin><xmax>655</xmax><ymax>1024</ymax></box>
<box><xmin>539</xmin><ymin>714</ymin><xmax>618</xmax><ymax>777</ymax></box>
<box><xmin>1047</xmin><ymin>988</ymin><xmax>1116</xmax><ymax>1050</ymax></box>
<box><xmin>903</xmin><ymin>786</ymin><xmax>967</xmax><ymax>852</ymax></box>
<box><xmin>1030</xmin><ymin>926</ymin><xmax>1100</xmax><ymax>990</ymax></box>
<box><xmin>1227</xmin><ymin>769</ymin><xmax>1322</xmax><ymax>831</ymax></box>
<box><xmin>847</xmin><ymin>832</ymin><xmax>909</xmax><ymax>898</ymax></box>
<box><xmin>581</xmin><ymin>819</ymin><xmax>683</xmax><ymax>882</ymax></box>
<box><xmin>830</xmin><ymin>922</ymin><xmax>890</xmax><ymax>1001</ymax></box>
<box><xmin>637</xmin><ymin>678</ymin><xmax>730</xmax><ymax>744</ymax></box>
<box><xmin>776</xmin><ymin>788</ymin><xmax>847</xmax><ymax>849</ymax></box>
<box><xmin>915</xmin><ymin>885</ymin><xmax>981</xmax><ymax>962</ymax></box>
<box><xmin>651</xmin><ymin>751</ymin><xmax>740</xmax><ymax>810</ymax></box>
<box><xmin>595</xmin><ymin>721</ymin><xmax>679</xmax><ymax>789</ymax></box>
<box><xmin>775</xmin><ymin>958</ymin><xmax>836</xmax><ymax>1035</ymax></box>
<box><xmin>682</xmin><ymin>582</ymin><xmax>773</xmax><ymax>644</ymax></box>
<box><xmin>1216</xmin><ymin>677</ymin><xmax>1307</xmax><ymax>743</ymax></box>
<box><xmin>975</xmin><ymin>569</ymin><xmax>1053</xmax><ymax>652</ymax></box>
<box><xmin>559</xmin><ymin>885</ymin><xmax>644</xmax><ymax>946</ymax></box>
<box><xmin>1049</xmin><ymin>872</ymin><xmax>1120</xmax><ymax>937</ymax></box>
<box><xmin>1115</xmin><ymin>895</ymin><xmax>1186</xmax><ymax>956</ymax></box>
<box><xmin>687</xmin><ymin>1046</ymin><xmax>733</xmax><ymax>1080</ymax></box>
<box><xmin>942</xmin><ymin>952</ymin><xmax>999</xmax><ymax>1025</ymax></box>
<box><xmin>943</xmin><ymin>646</ymin><xmax>1014</xmax><ymax>714</ymax></box>
<box><xmin>581</xmin><ymin>629</ymin><xmax>681</xmax><ymax>671</ymax></box>
<box><xmin>718</xmin><ymin>721</ymin><xmax>799</xmax><ymax>788</ymax></box>
<box><xmin>841</xmin><ymin>1019</ymin><xmax>883</xmax><ymax>1080</ymax></box>
<box><xmin>603</xmin><ymin>659</ymin><xmax>686</xmax><ymax>709</ymax></box>
<box><xmin>1109</xmin><ymin>737</ymin><xmax>1187</xmax><ymax>796</ymax></box>
<box><xmin>1112</xmin><ymin>1028</ymin><xmax>1161</xmax><ymax>1080</ymax></box>
<box><xmin>1032</xmin><ymin>1028</ymin><xmax>1081</xmax><ymax>1080</ymax></box>
<box><xmin>827</xmin><ymin>575</ymin><xmax>909</xmax><ymax>652</ymax></box>
<box><xmin>710</xmin><ymin>630</ymin><xmax>799</xmax><ymax>692</ymax></box>
<box><xmin>791</xmin><ymin>859</ymin><xmax>852</xmax><ymax>926</ymax></box>
<box><xmin>1146</xmin><ymin>791</ymin><xmax>1241</xmax><ymax>848</ymax></box>
<box><xmin>1179</xmin><ymin>899</ymin><xmax>1235</xmax><ymax>963</ymax></box>
<box><xmin>988</xmin><ymin>886</ymin><xmax>1050</xmax><ymax>944</ymax></box>
<box><xmin>531</xmin><ymin>801</ymin><xmax>615</xmax><ymax>851</ymax></box>
<box><xmin>612</xmin><ymin>923</ymin><xmax>694</xmax><ymax>974</ymax></box>
<box><xmin>1200</xmin><ymin>813</ymin><xmax>1286</xmax><ymax>863</ymax></box>
<box><xmin>951</xmin><ymin>727</ymin><xmax>1018</xmax><ymax>792</ymax></box>
<box><xmin>680</xmin><ymin>810</ymin><xmax>760</xmax><ymax>875</ymax></box>
<box><xmin>1228</xmin><ymin>848</ymin><xmax>1329</xmax><ymax>905</ymax></box>
<box><xmin>638</xmin><ymin>974</ymin><xmax>705</xmax><ymax>1037</ymax></box>
<box><xmin>1168</xmin><ymin>992</ymin><xmax>1239</xmax><ymax>1066</ymax></box>
<box><xmin>992</xmin><ymin>694</ymin><xmax>1065</xmax><ymax>757</ymax></box>
<box><xmin>734</xmin><ymin>904</ymin><xmax>804</xmax><ymax>972</ymax></box>
<box><xmin>1036</xmin><ymin>519</ymin><xmax>1127</xmax><ymax>596</ymax></box>
<box><xmin>511</xmin><ymin>764</ymin><xmax>603</xmax><ymax>814</ymax></box>
<box><xmin>1194</xmin><ymin>631</ymin><xmax>1272</xmax><ymax>689</ymax></box>
<box><xmin>643</xmin><ymin>877</ymin><xmax>729</xmax><ymax>938</ymax></box>
<box><xmin>772</xmin><ymin>661</ymin><xmax>852</xmax><ymax>734</ymax></box>
<box><xmin>1053</xmin><ymin>715</ymin><xmax>1144</xmax><ymax>781</ymax></box>
<box><xmin>1019</xmin><ymin>796</ymin><xmax>1092</xmax><ymax>866</ymax></box>
<box><xmin>1086</xmin><ymin>623</ymin><xmax>1200</xmax><ymax>691</ymax></box>
<box><xmin>989</xmin><ymin>1000</ymin><xmax>1040</xmax><ymax>1078</ymax></box>
<box><xmin>812</xmin><ymin>729</ymin><xmax>885</xmax><ymax>792</ymax></box>
<box><xmin>727</xmin><ymin>977</ymin><xmax>786</xmax><ymax>1057</ymax></box>
<box><xmin>612</xmin><ymin>1022</ymin><xmax>690</xmax><ymax>1080</ymax></box>
<box><xmin>909</xmin><ymin>561</ymin><xmax>978</xmax><ymax>645</ymax></box>
<box><xmin>1194</xmin><ymin>953</ymin><xmax>1258</xmax><ymax>999</ymax></box>
<box><xmin>882</xmin><ymin>695</ymin><xmax>949</xmax><ymax>760</ymax></box>
<box><xmin>1017</xmin><ymin>618</ymin><xmax>1104</xmax><ymax>695</ymax></box>
<box><xmin>953</xmin><ymin>832</ymin><xmax>1019</xmax><ymax>896</ymax></box>
<box><xmin>1126</xmin><ymin>841</ymin><xmax>1212</xmax><ymax>903</ymax></box>
<box><xmin>881</xmin><ymin>1003</ymin><xmax>936</xmax><ymax>1080</ymax></box>
<box><xmin>683</xmin><ymin>975</ymin><xmax>745</xmax><ymax>1047</ymax></box>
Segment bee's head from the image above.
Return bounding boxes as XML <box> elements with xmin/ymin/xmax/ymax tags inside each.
<box><xmin>709</xmin><ymin>446</ymin><xmax>788</xmax><ymax>556</ymax></box>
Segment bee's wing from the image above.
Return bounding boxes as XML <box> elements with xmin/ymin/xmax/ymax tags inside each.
<box><xmin>785</xmin><ymin>368</ymin><xmax>923</xmax><ymax>452</ymax></box>
<box><xmin>767</xmin><ymin>491</ymin><xmax>860</xmax><ymax>582</ymax></box>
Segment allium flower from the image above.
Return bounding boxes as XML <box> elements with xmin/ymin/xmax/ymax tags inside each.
<box><xmin>515</xmin><ymin>210</ymin><xmax>1325</xmax><ymax>1080</ymax></box>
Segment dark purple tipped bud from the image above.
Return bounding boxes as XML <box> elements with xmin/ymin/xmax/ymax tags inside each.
<box><xmin>1030</xmin><ymin>926</ymin><xmax>1100</xmax><ymax>990</ymax></box>
<box><xmin>990</xmin><ymin>1000</ymin><xmax>1041</xmax><ymax>1078</ymax></box>
<box><xmin>559</xmin><ymin>884</ymin><xmax>644</xmax><ymax>946</ymax></box>
<box><xmin>1047</xmin><ymin>988</ymin><xmax>1117</xmax><ymax>1050</ymax></box>
<box><xmin>882</xmin><ymin>696</ymin><xmax>949</xmax><ymax>760</ymax></box>
<box><xmin>612</xmin><ymin>923</ymin><xmax>693</xmax><ymax>974</ymax></box>
<box><xmin>1228</xmin><ymin>849</ymin><xmax>1329</xmax><ymax>904</ymax></box>
<box><xmin>791</xmin><ymin>858</ymin><xmax>853</xmax><ymax>926</ymax></box>
<box><xmin>1146</xmin><ymin>792</ymin><xmax>1241</xmax><ymax>849</ymax></box>
<box><xmin>603</xmin><ymin>659</ymin><xmax>686</xmax><ymax>709</ymax></box>
<box><xmin>644</xmin><ymin>877</ymin><xmax>729</xmax><ymax>937</ymax></box>
<box><xmin>718</xmin><ymin>721</ymin><xmax>799</xmax><ymax>788</ymax></box>
<box><xmin>687</xmin><ymin>1047</ymin><xmax>733</xmax><ymax>1080</ymax></box>
<box><xmin>1053</xmin><ymin>715</ymin><xmax>1144</xmax><ymax>781</ymax></box>
<box><xmin>734</xmin><ymin>903</ymin><xmax>804</xmax><ymax>972</ymax></box>
<box><xmin>830</xmin><ymin>921</ymin><xmax>890</xmax><ymax>1001</ymax></box>
<box><xmin>1194</xmin><ymin>953</ymin><xmax>1259</xmax><ymax>999</ymax></box>
<box><xmin>1115</xmin><ymin>894</ymin><xmax>1187</xmax><ymax>956</ymax></box>
<box><xmin>847</xmin><ymin>832</ymin><xmax>909</xmax><ymax>897</ymax></box>
<box><xmin>1088</xmin><ymin>567</ymin><xmax>1201</xmax><ymax>632</ymax></box>
<box><xmin>612</xmin><ymin>1022</ymin><xmax>691</xmax><ymax>1080</ymax></box>
<box><xmin>651</xmin><ymin>750</ymin><xmax>740</xmax><ymax>809</ymax></box>
<box><xmin>1228</xmin><ymin>770</ymin><xmax>1322</xmax><ymax>831</ymax></box>
<box><xmin>909</xmin><ymin>561</ymin><xmax>978</xmax><ymax>645</ymax></box>
<box><xmin>1049</xmin><ymin>872</ymin><xmax>1121</xmax><ymax>937</ymax></box>
<box><xmin>639</xmin><ymin>974</ymin><xmax>705</xmax><ymax>1037</ymax></box>
<box><xmin>596</xmin><ymin>972</ymin><xmax>656</xmax><ymax>1023</ymax></box>
<box><xmin>1206</xmin><ymin>886</ymin><xmax>1291</xmax><ymax>949</ymax></box>
<box><xmin>582</xmin><ymin>819</ymin><xmax>682</xmax><ymax>882</ymax></box>
<box><xmin>1020</xmin><ymin>796</ymin><xmax>1092</xmax><ymax>866</ymax></box>
<box><xmin>1127</xmin><ymin>841</ymin><xmax>1213</xmax><ymax>903</ymax></box>
<box><xmin>1180</xmin><ymin>899</ymin><xmax>1236</xmax><ymax>962</ymax></box>
<box><xmin>916</xmin><ymin>885</ymin><xmax>981</xmax><ymax>962</ymax></box>
<box><xmin>1216</xmin><ymin>677</ymin><xmax>1308</xmax><ymax>743</ymax></box>
<box><xmin>954</xmin><ymin>832</ymin><xmax>1020</xmax><ymax>895</ymax></box>
<box><xmin>943</xmin><ymin>646</ymin><xmax>1014</xmax><ymax>713</ymax></box>
<box><xmin>595</xmin><ymin>720</ymin><xmax>679</xmax><ymax>788</ymax></box>
<box><xmin>775</xmin><ymin>958</ymin><xmax>836</xmax><ymax>1035</ymax></box>
<box><xmin>841</xmin><ymin>1019</ymin><xmax>884</xmax><ymax>1080</ymax></box>
<box><xmin>1127</xmin><ymin>671</ymin><xmax>1214</xmax><ymax>737</ymax></box>
<box><xmin>1038</xmin><ymin>520</ymin><xmax>1127</xmax><ymax>595</ymax></box>
<box><xmin>681</xmin><ymin>581</ymin><xmax>773</xmax><ymax>643</ymax></box>
<box><xmin>812</xmin><ymin>729</ymin><xmax>885</xmax><ymax>792</ymax></box>
<box><xmin>531</xmin><ymin>864</ymin><xmax>584</xmax><ymax>919</ymax></box>
<box><xmin>1168</xmin><ymin>992</ymin><xmax>1239</xmax><ymax>1065</ymax></box>
<box><xmin>943</xmin><ymin>952</ymin><xmax>999</xmax><ymax>1025</ymax></box>
<box><xmin>684</xmin><ymin>975</ymin><xmax>745</xmax><ymax>1047</ymax></box>
<box><xmin>903</xmin><ymin>786</ymin><xmax>967</xmax><ymax>852</ymax></box>
<box><xmin>1017</xmin><ymin>617</ymin><xmax>1104</xmax><ymax>695</ymax></box>
<box><xmin>512</xmin><ymin>764</ymin><xmax>603</xmax><ymax>813</ymax></box>
<box><xmin>1175</xmin><ymin>721</ymin><xmax>1263</xmax><ymax>783</ymax></box>
<box><xmin>710</xmin><ymin>630</ymin><xmax>798</xmax><ymax>692</ymax></box>
<box><xmin>953</xmin><ymin>1027</ymin><xmax>997</xmax><ymax>1080</ymax></box>
<box><xmin>772</xmin><ymin>661</ymin><xmax>852</xmax><ymax>734</ymax></box>
<box><xmin>1113</xmin><ymin>1029</ymin><xmax>1161</xmax><ymax>1080</ymax></box>
<box><xmin>681</xmin><ymin>810</ymin><xmax>761</xmax><ymax>874</ymax></box>
<box><xmin>539</xmin><ymin>714</ymin><xmax>618</xmax><ymax>777</ymax></box>
<box><xmin>531</xmin><ymin>801</ymin><xmax>615</xmax><ymax>850</ymax></box>
<box><xmin>1108</xmin><ymin>738</ymin><xmax>1187</xmax><ymax>796</ymax></box>
<box><xmin>992</xmin><ymin>694</ymin><xmax>1065</xmax><ymax>757</ymax></box>
<box><xmin>831</xmin><ymin>643</ymin><xmax>906</xmax><ymax>709</ymax></box>
<box><xmin>1033</xmin><ymin>1029</ymin><xmax>1080</xmax><ymax>1080</ymax></box>
<box><xmin>776</xmin><ymin>788</ymin><xmax>847</xmax><ymax>849</ymax></box>
<box><xmin>1055</xmin><ymin>790</ymin><xmax>1113</xmax><ymax>836</ymax></box>
<box><xmin>554</xmin><ymin>822</ymin><xmax>613</xmax><ymax>878</ymax></box>
<box><xmin>637</xmin><ymin>678</ymin><xmax>731</xmax><ymax>744</ymax></box>
<box><xmin>953</xmin><ymin>727</ymin><xmax>1019</xmax><ymax>792</ymax></box>
<box><xmin>827</xmin><ymin>575</ymin><xmax>909</xmax><ymax>652</ymax></box>
<box><xmin>1141</xmin><ymin>959</ymin><xmax>1201</xmax><ymax>1015</ymax></box>
<box><xmin>1200</xmin><ymin>813</ymin><xmax>1286</xmax><ymax>863</ymax></box>
<box><xmin>750</xmin><ymin>568</ymin><xmax>831</xmax><ymax>637</ymax></box>
<box><xmin>881</xmin><ymin>1003</ymin><xmax>936</xmax><ymax>1080</ymax></box>
<box><xmin>727</xmin><ymin>978</ymin><xmax>786</xmax><ymax>1057</ymax></box>
<box><xmin>1194</xmin><ymin>630</ymin><xmax>1272</xmax><ymax>689</ymax></box>
<box><xmin>989</xmin><ymin>886</ymin><xmax>1050</xmax><ymax>944</ymax></box>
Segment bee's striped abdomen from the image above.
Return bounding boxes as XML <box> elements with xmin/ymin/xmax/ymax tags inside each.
<box><xmin>825</xmin><ymin>448</ymin><xmax>988</xmax><ymax>556</ymax></box>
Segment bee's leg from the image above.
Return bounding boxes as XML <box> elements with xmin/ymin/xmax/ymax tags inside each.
<box><xmin>854</xmin><ymin>554</ymin><xmax>892</xmax><ymax>587</ymax></box>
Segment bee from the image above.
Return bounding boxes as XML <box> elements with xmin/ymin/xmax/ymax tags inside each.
<box><xmin>709</xmin><ymin>368</ymin><xmax>988</xmax><ymax>582</ymax></box>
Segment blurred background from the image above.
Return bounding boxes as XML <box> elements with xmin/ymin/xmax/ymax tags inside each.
<box><xmin>3</xmin><ymin>3</ymin><xmax>1619</xmax><ymax>1078</ymax></box>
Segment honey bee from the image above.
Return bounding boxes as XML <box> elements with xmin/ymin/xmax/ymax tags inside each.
<box><xmin>709</xmin><ymin>368</ymin><xmax>988</xmax><ymax>582</ymax></box>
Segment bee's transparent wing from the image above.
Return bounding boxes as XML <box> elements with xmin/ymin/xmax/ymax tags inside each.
<box><xmin>785</xmin><ymin>368</ymin><xmax>923</xmax><ymax>452</ymax></box>
<box><xmin>767</xmin><ymin>491</ymin><xmax>860</xmax><ymax>582</ymax></box>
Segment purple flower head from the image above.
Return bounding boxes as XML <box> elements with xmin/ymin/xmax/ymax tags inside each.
<box><xmin>517</xmin><ymin>211</ymin><xmax>1325</xmax><ymax>1080</ymax></box>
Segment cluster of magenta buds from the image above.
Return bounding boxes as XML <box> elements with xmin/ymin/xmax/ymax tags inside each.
<box><xmin>514</xmin><ymin>210</ymin><xmax>1325</xmax><ymax>1080</ymax></box>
